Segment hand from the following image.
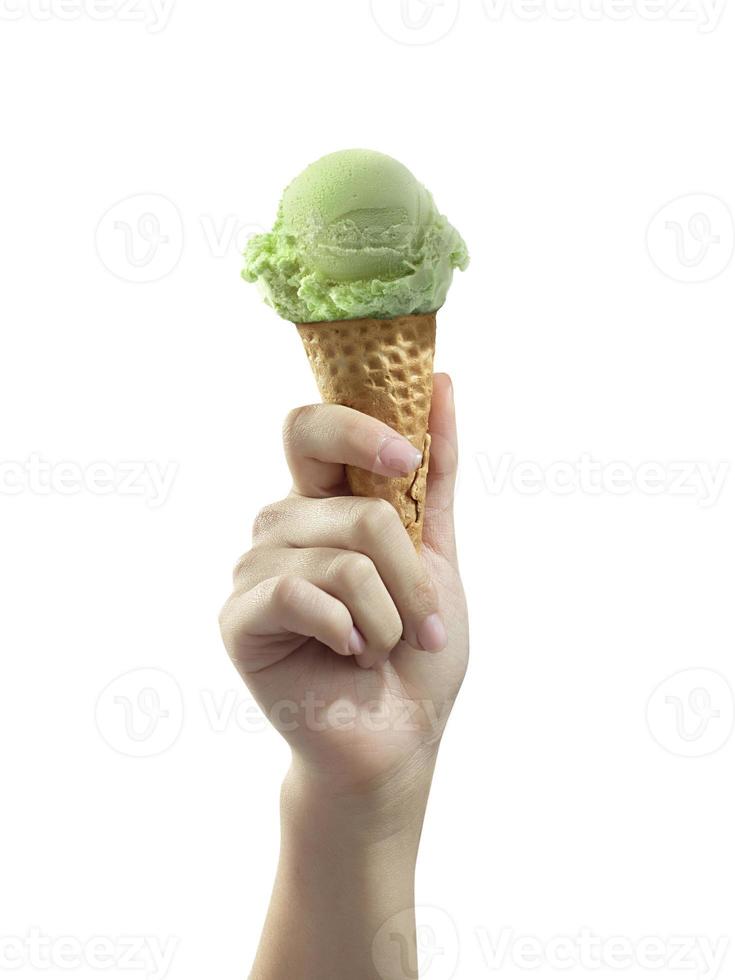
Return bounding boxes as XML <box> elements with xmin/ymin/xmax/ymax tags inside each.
<box><xmin>221</xmin><ymin>373</ymin><xmax>469</xmax><ymax>978</ymax></box>
<box><xmin>219</xmin><ymin>373</ymin><xmax>469</xmax><ymax>805</ymax></box>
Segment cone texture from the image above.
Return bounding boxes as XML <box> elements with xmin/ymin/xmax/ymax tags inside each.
<box><xmin>296</xmin><ymin>313</ymin><xmax>437</xmax><ymax>548</ymax></box>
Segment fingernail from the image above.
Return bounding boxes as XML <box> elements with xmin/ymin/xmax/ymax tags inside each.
<box><xmin>349</xmin><ymin>627</ymin><xmax>366</xmax><ymax>656</ymax></box>
<box><xmin>417</xmin><ymin>614</ymin><xmax>448</xmax><ymax>653</ymax></box>
<box><xmin>378</xmin><ymin>437</ymin><xmax>422</xmax><ymax>475</ymax></box>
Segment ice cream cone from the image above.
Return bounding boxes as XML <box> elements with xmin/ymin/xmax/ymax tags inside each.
<box><xmin>296</xmin><ymin>312</ymin><xmax>436</xmax><ymax>549</ymax></box>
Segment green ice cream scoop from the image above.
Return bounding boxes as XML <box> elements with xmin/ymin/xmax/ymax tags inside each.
<box><xmin>242</xmin><ymin>149</ymin><xmax>468</xmax><ymax>323</ymax></box>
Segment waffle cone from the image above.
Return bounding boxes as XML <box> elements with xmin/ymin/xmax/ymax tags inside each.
<box><xmin>296</xmin><ymin>313</ymin><xmax>436</xmax><ymax>548</ymax></box>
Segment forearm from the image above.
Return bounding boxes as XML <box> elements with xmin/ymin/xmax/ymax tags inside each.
<box><xmin>250</xmin><ymin>760</ymin><xmax>436</xmax><ymax>980</ymax></box>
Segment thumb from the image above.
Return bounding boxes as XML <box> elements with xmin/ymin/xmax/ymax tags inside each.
<box><xmin>423</xmin><ymin>373</ymin><xmax>458</xmax><ymax>564</ymax></box>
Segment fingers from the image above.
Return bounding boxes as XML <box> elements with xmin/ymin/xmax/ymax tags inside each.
<box><xmin>252</xmin><ymin>496</ymin><xmax>447</xmax><ymax>653</ymax></box>
<box><xmin>282</xmin><ymin>403</ymin><xmax>423</xmax><ymax>497</ymax></box>
<box><xmin>234</xmin><ymin>547</ymin><xmax>404</xmax><ymax>670</ymax></box>
<box><xmin>227</xmin><ymin>376</ymin><xmax>457</xmax><ymax>676</ymax></box>
<box><xmin>219</xmin><ymin>576</ymin><xmax>360</xmax><ymax>673</ymax></box>
<box><xmin>423</xmin><ymin>373</ymin><xmax>459</xmax><ymax>563</ymax></box>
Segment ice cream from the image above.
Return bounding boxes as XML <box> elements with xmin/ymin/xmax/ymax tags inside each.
<box><xmin>242</xmin><ymin>149</ymin><xmax>468</xmax><ymax>323</ymax></box>
<box><xmin>242</xmin><ymin>149</ymin><xmax>468</xmax><ymax>547</ymax></box>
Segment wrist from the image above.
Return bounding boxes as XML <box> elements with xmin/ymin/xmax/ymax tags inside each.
<box><xmin>282</xmin><ymin>746</ymin><xmax>438</xmax><ymax>849</ymax></box>
<box><xmin>253</xmin><ymin>755</ymin><xmax>433</xmax><ymax>978</ymax></box>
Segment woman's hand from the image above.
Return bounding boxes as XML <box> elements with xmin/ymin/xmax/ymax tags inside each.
<box><xmin>219</xmin><ymin>373</ymin><xmax>469</xmax><ymax>978</ymax></box>
<box><xmin>220</xmin><ymin>373</ymin><xmax>469</xmax><ymax>803</ymax></box>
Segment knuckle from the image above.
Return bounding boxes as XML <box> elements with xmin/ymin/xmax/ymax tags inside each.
<box><xmin>252</xmin><ymin>501</ymin><xmax>286</xmax><ymax>542</ymax></box>
<box><xmin>282</xmin><ymin>405</ymin><xmax>316</xmax><ymax>452</ymax></box>
<box><xmin>218</xmin><ymin>596</ymin><xmax>247</xmax><ymax>660</ymax></box>
<box><xmin>405</xmin><ymin>574</ymin><xmax>437</xmax><ymax>615</ymax></box>
<box><xmin>231</xmin><ymin>546</ymin><xmax>271</xmax><ymax>589</ymax></box>
<box><xmin>343</xmin><ymin>412</ymin><xmax>373</xmax><ymax>449</ymax></box>
<box><xmin>217</xmin><ymin>597</ymin><xmax>233</xmax><ymax>642</ymax></box>
<box><xmin>352</xmin><ymin>497</ymin><xmax>400</xmax><ymax>541</ymax></box>
<box><xmin>270</xmin><ymin>574</ymin><xmax>303</xmax><ymax>611</ymax></box>
<box><xmin>231</xmin><ymin>548</ymin><xmax>257</xmax><ymax>585</ymax></box>
<box><xmin>328</xmin><ymin>552</ymin><xmax>376</xmax><ymax>593</ymax></box>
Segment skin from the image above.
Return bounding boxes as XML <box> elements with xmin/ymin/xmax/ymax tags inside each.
<box><xmin>219</xmin><ymin>373</ymin><xmax>469</xmax><ymax>979</ymax></box>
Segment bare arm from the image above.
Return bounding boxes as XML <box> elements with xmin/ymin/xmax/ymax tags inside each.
<box><xmin>220</xmin><ymin>375</ymin><xmax>469</xmax><ymax>979</ymax></box>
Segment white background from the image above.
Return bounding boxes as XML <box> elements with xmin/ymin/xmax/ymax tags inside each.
<box><xmin>1</xmin><ymin>1</ymin><xmax>734</xmax><ymax>978</ymax></box>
